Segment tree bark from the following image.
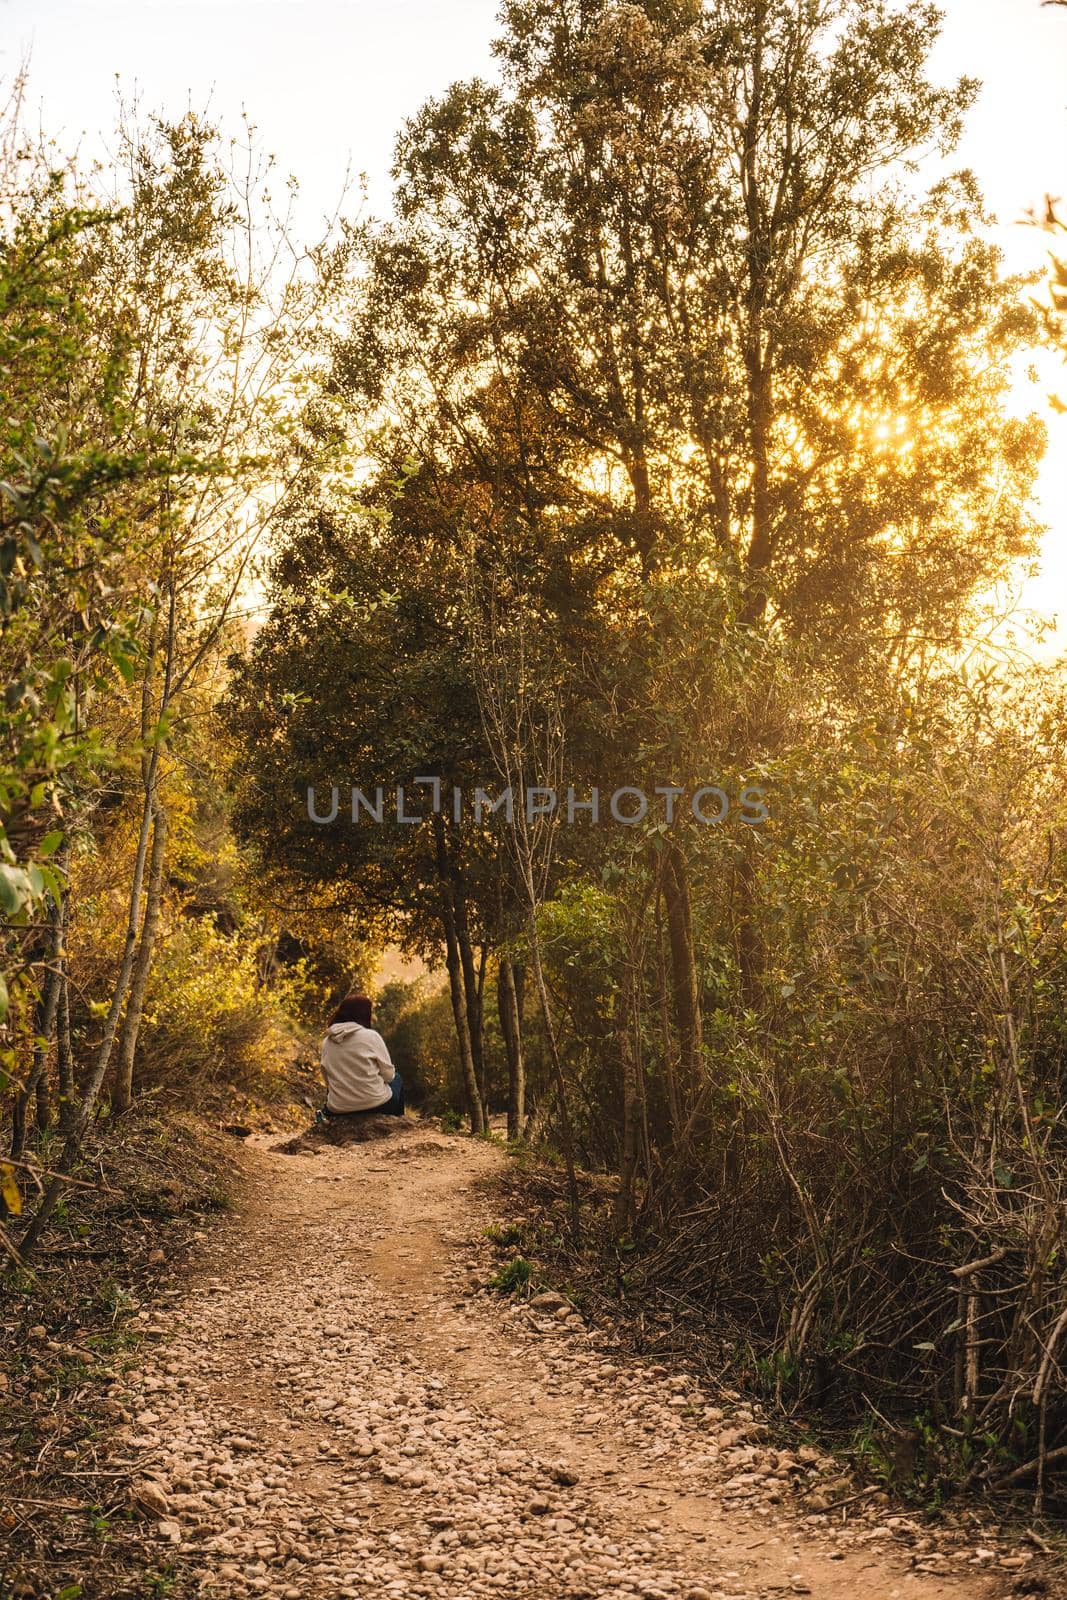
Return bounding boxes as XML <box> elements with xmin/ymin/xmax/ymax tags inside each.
<box><xmin>56</xmin><ymin>963</ymin><xmax>75</xmax><ymax>1111</ymax></box>
<box><xmin>497</xmin><ymin>956</ymin><xmax>525</xmax><ymax>1141</ymax></box>
<box><xmin>526</xmin><ymin>908</ymin><xmax>581</xmax><ymax>1245</ymax></box>
<box><xmin>113</xmin><ymin>795</ymin><xmax>168</xmax><ymax>1113</ymax></box>
<box><xmin>454</xmin><ymin>890</ymin><xmax>486</xmax><ymax>1107</ymax></box>
<box><xmin>663</xmin><ymin>842</ymin><xmax>703</xmax><ymax>1098</ymax></box>
<box><xmin>654</xmin><ymin>884</ymin><xmax>682</xmax><ymax>1143</ymax></box>
<box><xmin>739</xmin><ymin>1</ymin><xmax>774</xmax><ymax>626</ymax></box>
<box><xmin>433</xmin><ymin>815</ymin><xmax>486</xmax><ymax>1134</ymax></box>
<box><xmin>614</xmin><ymin>971</ymin><xmax>639</xmax><ymax>1232</ymax></box>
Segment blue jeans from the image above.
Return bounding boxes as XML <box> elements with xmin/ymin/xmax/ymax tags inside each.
<box><xmin>378</xmin><ymin>1071</ymin><xmax>405</xmax><ymax>1117</ymax></box>
<box><xmin>323</xmin><ymin>1070</ymin><xmax>405</xmax><ymax>1119</ymax></box>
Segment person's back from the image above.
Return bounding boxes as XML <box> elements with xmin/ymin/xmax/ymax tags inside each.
<box><xmin>319</xmin><ymin>994</ymin><xmax>405</xmax><ymax>1118</ymax></box>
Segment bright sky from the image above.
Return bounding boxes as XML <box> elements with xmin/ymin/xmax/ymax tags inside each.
<box><xmin>2</xmin><ymin>0</ymin><xmax>1066</xmax><ymax>644</ymax></box>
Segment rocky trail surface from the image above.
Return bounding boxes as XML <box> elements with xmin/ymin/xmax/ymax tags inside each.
<box><xmin>109</xmin><ymin>1121</ymin><xmax>1036</xmax><ymax>1599</ymax></box>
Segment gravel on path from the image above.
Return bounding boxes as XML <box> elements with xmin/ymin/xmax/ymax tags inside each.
<box><xmin>109</xmin><ymin>1123</ymin><xmax>1027</xmax><ymax>1600</ymax></box>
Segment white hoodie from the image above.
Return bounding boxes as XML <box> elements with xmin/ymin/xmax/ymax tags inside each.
<box><xmin>320</xmin><ymin>1021</ymin><xmax>395</xmax><ymax>1112</ymax></box>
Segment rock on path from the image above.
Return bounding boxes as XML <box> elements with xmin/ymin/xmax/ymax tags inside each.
<box><xmin>108</xmin><ymin>1125</ymin><xmax>1010</xmax><ymax>1600</ymax></box>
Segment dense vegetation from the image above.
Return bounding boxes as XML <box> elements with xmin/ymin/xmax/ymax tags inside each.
<box><xmin>4</xmin><ymin>0</ymin><xmax>1067</xmax><ymax>1510</ymax></box>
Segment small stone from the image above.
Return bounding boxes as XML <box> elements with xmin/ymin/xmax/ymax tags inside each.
<box><xmin>529</xmin><ymin>1291</ymin><xmax>567</xmax><ymax>1312</ymax></box>
<box><xmin>130</xmin><ymin>1479</ymin><xmax>170</xmax><ymax>1518</ymax></box>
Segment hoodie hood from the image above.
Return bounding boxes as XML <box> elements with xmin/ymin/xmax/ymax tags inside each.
<box><xmin>326</xmin><ymin>1021</ymin><xmax>364</xmax><ymax>1040</ymax></box>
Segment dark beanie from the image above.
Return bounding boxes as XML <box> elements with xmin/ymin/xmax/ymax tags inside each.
<box><xmin>330</xmin><ymin>993</ymin><xmax>373</xmax><ymax>1027</ymax></box>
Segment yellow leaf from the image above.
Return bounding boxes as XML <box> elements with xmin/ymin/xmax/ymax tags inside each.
<box><xmin>1</xmin><ymin>1162</ymin><xmax>22</xmax><ymax>1216</ymax></box>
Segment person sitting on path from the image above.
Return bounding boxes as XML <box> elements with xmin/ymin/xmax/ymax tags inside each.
<box><xmin>319</xmin><ymin>993</ymin><xmax>405</xmax><ymax>1119</ymax></box>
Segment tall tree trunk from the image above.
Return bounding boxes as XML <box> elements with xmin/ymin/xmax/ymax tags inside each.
<box><xmin>614</xmin><ymin>970</ymin><xmax>639</xmax><ymax>1232</ymax></box>
<box><xmin>497</xmin><ymin>956</ymin><xmax>525</xmax><ymax>1141</ymax></box>
<box><xmin>654</xmin><ymin>883</ymin><xmax>682</xmax><ymax>1143</ymax></box>
<box><xmin>34</xmin><ymin>1061</ymin><xmax>51</xmax><ymax>1135</ymax></box>
<box><xmin>663</xmin><ymin>842</ymin><xmax>703</xmax><ymax>1098</ymax></box>
<box><xmin>56</xmin><ymin>964</ymin><xmax>75</xmax><ymax>1112</ymax></box>
<box><xmin>454</xmin><ymin>890</ymin><xmax>485</xmax><ymax>1107</ymax></box>
<box><xmin>627</xmin><ymin>449</ymin><xmax>656</xmax><ymax>576</ymax></box>
<box><xmin>512</xmin><ymin>960</ymin><xmax>525</xmax><ymax>1028</ymax></box>
<box><xmin>526</xmin><ymin>909</ymin><xmax>581</xmax><ymax>1245</ymax></box>
<box><xmin>113</xmin><ymin>795</ymin><xmax>168</xmax><ymax>1113</ymax></box>
<box><xmin>739</xmin><ymin>0</ymin><xmax>774</xmax><ymax>627</ymax></box>
<box><xmin>433</xmin><ymin>815</ymin><xmax>485</xmax><ymax>1134</ymax></box>
<box><xmin>442</xmin><ymin>916</ymin><xmax>486</xmax><ymax>1136</ymax></box>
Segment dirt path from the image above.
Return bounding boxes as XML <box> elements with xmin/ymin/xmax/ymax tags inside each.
<box><xmin>111</xmin><ymin>1122</ymin><xmax>1021</xmax><ymax>1599</ymax></box>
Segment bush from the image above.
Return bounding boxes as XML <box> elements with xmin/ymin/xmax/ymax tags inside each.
<box><xmin>374</xmin><ymin>977</ymin><xmax>459</xmax><ymax>1110</ymax></box>
<box><xmin>138</xmin><ymin>912</ymin><xmax>304</xmax><ymax>1094</ymax></box>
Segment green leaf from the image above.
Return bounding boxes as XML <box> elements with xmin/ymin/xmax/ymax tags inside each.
<box><xmin>39</xmin><ymin>829</ymin><xmax>64</xmax><ymax>857</ymax></box>
<box><xmin>0</xmin><ymin>864</ymin><xmax>28</xmax><ymax>915</ymax></box>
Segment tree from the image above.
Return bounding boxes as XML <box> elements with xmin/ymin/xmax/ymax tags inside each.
<box><xmin>388</xmin><ymin>0</ymin><xmax>1041</xmax><ymax>661</ymax></box>
<box><xmin>0</xmin><ymin>132</ymin><xmax>180</xmax><ymax>1230</ymax></box>
<box><xmin>5</xmin><ymin>104</ymin><xmax>345</xmax><ymax>1251</ymax></box>
<box><xmin>225</xmin><ymin>466</ymin><xmax>503</xmax><ymax>1133</ymax></box>
<box><xmin>345</xmin><ymin>0</ymin><xmax>1043</xmax><ymax>1156</ymax></box>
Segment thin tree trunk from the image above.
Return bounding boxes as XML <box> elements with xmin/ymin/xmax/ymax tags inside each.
<box><xmin>498</xmin><ymin>956</ymin><xmax>525</xmax><ymax>1141</ymax></box>
<box><xmin>526</xmin><ymin>908</ymin><xmax>581</xmax><ymax>1245</ymax></box>
<box><xmin>614</xmin><ymin>970</ymin><xmax>639</xmax><ymax>1232</ymax></box>
<box><xmin>113</xmin><ymin>796</ymin><xmax>168</xmax><ymax>1113</ymax></box>
<box><xmin>112</xmin><ymin>589</ymin><xmax>164</xmax><ymax>1119</ymax></box>
<box><xmin>663</xmin><ymin>842</ymin><xmax>703</xmax><ymax>1097</ymax></box>
<box><xmin>739</xmin><ymin>1</ymin><xmax>774</xmax><ymax>627</ymax></box>
<box><xmin>654</xmin><ymin>884</ymin><xmax>682</xmax><ymax>1143</ymax></box>
<box><xmin>34</xmin><ymin>1061</ymin><xmax>51</xmax><ymax>1134</ymax></box>
<box><xmin>442</xmin><ymin>916</ymin><xmax>486</xmax><ymax>1136</ymax></box>
<box><xmin>56</xmin><ymin>963</ymin><xmax>75</xmax><ymax>1112</ymax></box>
<box><xmin>454</xmin><ymin>894</ymin><xmax>485</xmax><ymax>1108</ymax></box>
<box><xmin>433</xmin><ymin>815</ymin><xmax>485</xmax><ymax>1134</ymax></box>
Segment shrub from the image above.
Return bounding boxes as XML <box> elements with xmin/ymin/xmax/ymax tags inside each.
<box><xmin>138</xmin><ymin>912</ymin><xmax>301</xmax><ymax>1094</ymax></box>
